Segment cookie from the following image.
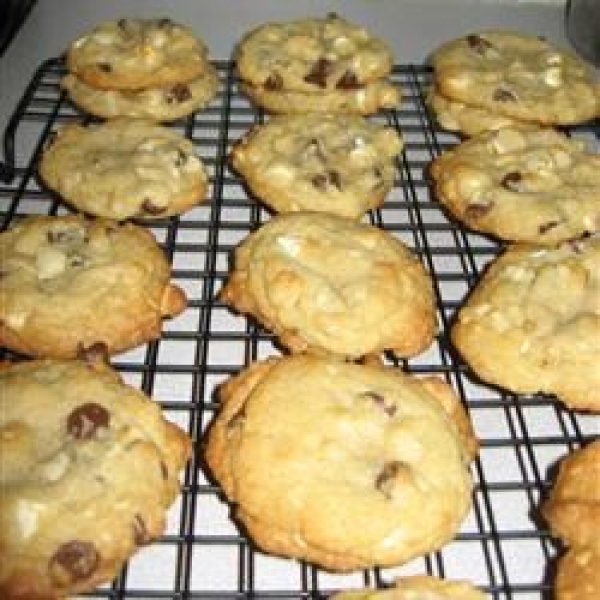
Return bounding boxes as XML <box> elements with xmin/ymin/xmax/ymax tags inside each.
<box><xmin>542</xmin><ymin>441</ymin><xmax>600</xmax><ymax>549</ymax></box>
<box><xmin>555</xmin><ymin>547</ymin><xmax>600</xmax><ymax>600</ymax></box>
<box><xmin>66</xmin><ymin>18</ymin><xmax>209</xmax><ymax>90</ymax></box>
<box><xmin>39</xmin><ymin>119</ymin><xmax>208</xmax><ymax>220</ymax></box>
<box><xmin>236</xmin><ymin>14</ymin><xmax>394</xmax><ymax>93</ymax></box>
<box><xmin>240</xmin><ymin>79</ymin><xmax>400</xmax><ymax>115</ymax></box>
<box><xmin>429</xmin><ymin>127</ymin><xmax>600</xmax><ymax>244</ymax></box>
<box><xmin>0</xmin><ymin>214</ymin><xmax>187</xmax><ymax>358</ymax></box>
<box><xmin>0</xmin><ymin>358</ymin><xmax>191</xmax><ymax>600</ymax></box>
<box><xmin>219</xmin><ymin>212</ymin><xmax>435</xmax><ymax>359</ymax></box>
<box><xmin>205</xmin><ymin>355</ymin><xmax>477</xmax><ymax>571</ymax></box>
<box><xmin>427</xmin><ymin>86</ymin><xmax>526</xmax><ymax>137</ymax></box>
<box><xmin>62</xmin><ymin>65</ymin><xmax>219</xmax><ymax>121</ymax></box>
<box><xmin>451</xmin><ymin>236</ymin><xmax>600</xmax><ymax>411</ymax></box>
<box><xmin>431</xmin><ymin>30</ymin><xmax>600</xmax><ymax>126</ymax></box>
<box><xmin>331</xmin><ymin>575</ymin><xmax>486</xmax><ymax>599</ymax></box>
<box><xmin>231</xmin><ymin>114</ymin><xmax>403</xmax><ymax>218</ymax></box>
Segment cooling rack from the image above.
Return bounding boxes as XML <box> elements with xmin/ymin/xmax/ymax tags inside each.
<box><xmin>1</xmin><ymin>58</ymin><xmax>598</xmax><ymax>600</ymax></box>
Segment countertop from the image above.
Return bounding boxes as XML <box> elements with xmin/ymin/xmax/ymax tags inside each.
<box><xmin>0</xmin><ymin>0</ymin><xmax>573</xmax><ymax>134</ymax></box>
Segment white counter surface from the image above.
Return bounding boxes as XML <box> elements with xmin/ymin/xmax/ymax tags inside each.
<box><xmin>0</xmin><ymin>0</ymin><xmax>572</xmax><ymax>133</ymax></box>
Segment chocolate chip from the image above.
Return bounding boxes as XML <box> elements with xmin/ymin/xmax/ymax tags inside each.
<box><xmin>264</xmin><ymin>72</ymin><xmax>283</xmax><ymax>91</ymax></box>
<box><xmin>117</xmin><ymin>18</ymin><xmax>130</xmax><ymax>30</ymax></box>
<box><xmin>336</xmin><ymin>70</ymin><xmax>361</xmax><ymax>90</ymax></box>
<box><xmin>47</xmin><ymin>227</ymin><xmax>84</xmax><ymax>245</ymax></box>
<box><xmin>372</xmin><ymin>167</ymin><xmax>385</xmax><ymax>190</ymax></box>
<box><xmin>465</xmin><ymin>202</ymin><xmax>493</xmax><ymax>219</ymax></box>
<box><xmin>538</xmin><ymin>220</ymin><xmax>560</xmax><ymax>235</ymax></box>
<box><xmin>160</xmin><ymin>460</ymin><xmax>169</xmax><ymax>480</ymax></box>
<box><xmin>304</xmin><ymin>137</ymin><xmax>327</xmax><ymax>162</ymax></box>
<box><xmin>77</xmin><ymin>341</ymin><xmax>109</xmax><ymax>365</ymax></box>
<box><xmin>362</xmin><ymin>391</ymin><xmax>397</xmax><ymax>417</ymax></box>
<box><xmin>166</xmin><ymin>83</ymin><xmax>192</xmax><ymax>104</ymax></box>
<box><xmin>157</xmin><ymin>18</ymin><xmax>172</xmax><ymax>28</ymax></box>
<box><xmin>97</xmin><ymin>62</ymin><xmax>112</xmax><ymax>73</ymax></box>
<box><xmin>68</xmin><ymin>254</ymin><xmax>87</xmax><ymax>268</ymax></box>
<box><xmin>304</xmin><ymin>58</ymin><xmax>334</xmax><ymax>88</ymax></box>
<box><xmin>141</xmin><ymin>198</ymin><xmax>167</xmax><ymax>215</ymax></box>
<box><xmin>466</xmin><ymin>34</ymin><xmax>493</xmax><ymax>54</ymax></box>
<box><xmin>67</xmin><ymin>403</ymin><xmax>110</xmax><ymax>439</ymax></box>
<box><xmin>174</xmin><ymin>149</ymin><xmax>188</xmax><ymax>167</ymax></box>
<box><xmin>493</xmin><ymin>88</ymin><xmax>517</xmax><ymax>102</ymax></box>
<box><xmin>48</xmin><ymin>541</ymin><xmax>99</xmax><ymax>583</ymax></box>
<box><xmin>501</xmin><ymin>171</ymin><xmax>523</xmax><ymax>191</ymax></box>
<box><xmin>132</xmin><ymin>514</ymin><xmax>151</xmax><ymax>546</ymax></box>
<box><xmin>375</xmin><ymin>461</ymin><xmax>404</xmax><ymax>499</ymax></box>
<box><xmin>311</xmin><ymin>170</ymin><xmax>342</xmax><ymax>191</ymax></box>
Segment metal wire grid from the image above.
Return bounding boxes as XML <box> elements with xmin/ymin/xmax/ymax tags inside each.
<box><xmin>1</xmin><ymin>58</ymin><xmax>598</xmax><ymax>600</ymax></box>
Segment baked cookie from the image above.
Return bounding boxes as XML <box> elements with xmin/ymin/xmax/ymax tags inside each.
<box><xmin>236</xmin><ymin>14</ymin><xmax>393</xmax><ymax>93</ymax></box>
<box><xmin>205</xmin><ymin>355</ymin><xmax>477</xmax><ymax>571</ymax></box>
<box><xmin>429</xmin><ymin>127</ymin><xmax>600</xmax><ymax>244</ymax></box>
<box><xmin>427</xmin><ymin>86</ymin><xmax>526</xmax><ymax>137</ymax></box>
<box><xmin>0</xmin><ymin>358</ymin><xmax>191</xmax><ymax>600</ymax></box>
<box><xmin>555</xmin><ymin>547</ymin><xmax>600</xmax><ymax>600</ymax></box>
<box><xmin>0</xmin><ymin>214</ymin><xmax>187</xmax><ymax>358</ymax></box>
<box><xmin>219</xmin><ymin>212</ymin><xmax>435</xmax><ymax>359</ymax></box>
<box><xmin>39</xmin><ymin>119</ymin><xmax>208</xmax><ymax>220</ymax></box>
<box><xmin>451</xmin><ymin>236</ymin><xmax>600</xmax><ymax>411</ymax></box>
<box><xmin>66</xmin><ymin>18</ymin><xmax>209</xmax><ymax>90</ymax></box>
<box><xmin>231</xmin><ymin>114</ymin><xmax>403</xmax><ymax>218</ymax></box>
<box><xmin>331</xmin><ymin>575</ymin><xmax>486</xmax><ymax>599</ymax></box>
<box><xmin>62</xmin><ymin>65</ymin><xmax>219</xmax><ymax>121</ymax></box>
<box><xmin>542</xmin><ymin>441</ymin><xmax>600</xmax><ymax>549</ymax></box>
<box><xmin>431</xmin><ymin>30</ymin><xmax>600</xmax><ymax>126</ymax></box>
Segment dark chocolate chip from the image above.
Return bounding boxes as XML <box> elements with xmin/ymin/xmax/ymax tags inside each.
<box><xmin>466</xmin><ymin>34</ymin><xmax>493</xmax><ymax>54</ymax></box>
<box><xmin>264</xmin><ymin>72</ymin><xmax>283</xmax><ymax>91</ymax></box>
<box><xmin>362</xmin><ymin>391</ymin><xmax>397</xmax><ymax>417</ymax></box>
<box><xmin>132</xmin><ymin>514</ymin><xmax>151</xmax><ymax>546</ymax></box>
<box><xmin>336</xmin><ymin>70</ymin><xmax>361</xmax><ymax>90</ymax></box>
<box><xmin>304</xmin><ymin>58</ymin><xmax>334</xmax><ymax>88</ymax></box>
<box><xmin>493</xmin><ymin>88</ymin><xmax>517</xmax><ymax>102</ymax></box>
<box><xmin>48</xmin><ymin>540</ymin><xmax>100</xmax><ymax>583</ymax></box>
<box><xmin>141</xmin><ymin>198</ymin><xmax>167</xmax><ymax>215</ymax></box>
<box><xmin>375</xmin><ymin>461</ymin><xmax>404</xmax><ymax>499</ymax></box>
<box><xmin>68</xmin><ymin>254</ymin><xmax>87</xmax><ymax>268</ymax></box>
<box><xmin>311</xmin><ymin>170</ymin><xmax>342</xmax><ymax>191</ymax></box>
<box><xmin>174</xmin><ymin>149</ymin><xmax>188</xmax><ymax>167</ymax></box>
<box><xmin>67</xmin><ymin>403</ymin><xmax>110</xmax><ymax>440</ymax></box>
<box><xmin>501</xmin><ymin>171</ymin><xmax>523</xmax><ymax>191</ymax></box>
<box><xmin>465</xmin><ymin>202</ymin><xmax>493</xmax><ymax>219</ymax></box>
<box><xmin>166</xmin><ymin>83</ymin><xmax>192</xmax><ymax>104</ymax></box>
<box><xmin>97</xmin><ymin>62</ymin><xmax>112</xmax><ymax>73</ymax></box>
<box><xmin>77</xmin><ymin>341</ymin><xmax>110</xmax><ymax>365</ymax></box>
<box><xmin>117</xmin><ymin>18</ymin><xmax>130</xmax><ymax>30</ymax></box>
<box><xmin>157</xmin><ymin>18</ymin><xmax>172</xmax><ymax>28</ymax></box>
<box><xmin>538</xmin><ymin>221</ymin><xmax>560</xmax><ymax>235</ymax></box>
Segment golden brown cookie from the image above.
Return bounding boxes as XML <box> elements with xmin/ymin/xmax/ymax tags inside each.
<box><xmin>555</xmin><ymin>547</ymin><xmax>600</xmax><ymax>600</ymax></box>
<box><xmin>220</xmin><ymin>212</ymin><xmax>436</xmax><ymax>359</ymax></box>
<box><xmin>0</xmin><ymin>358</ymin><xmax>191</xmax><ymax>600</ymax></box>
<box><xmin>205</xmin><ymin>355</ymin><xmax>477</xmax><ymax>572</ymax></box>
<box><xmin>231</xmin><ymin>113</ymin><xmax>402</xmax><ymax>219</ymax></box>
<box><xmin>0</xmin><ymin>214</ymin><xmax>187</xmax><ymax>358</ymax></box>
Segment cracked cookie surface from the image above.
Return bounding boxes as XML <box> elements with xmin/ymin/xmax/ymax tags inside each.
<box><xmin>451</xmin><ymin>236</ymin><xmax>600</xmax><ymax>411</ymax></box>
<box><xmin>220</xmin><ymin>212</ymin><xmax>435</xmax><ymax>359</ymax></box>
<box><xmin>430</xmin><ymin>127</ymin><xmax>600</xmax><ymax>244</ymax></box>
<box><xmin>39</xmin><ymin>119</ymin><xmax>208</xmax><ymax>220</ymax></box>
<box><xmin>0</xmin><ymin>214</ymin><xmax>187</xmax><ymax>358</ymax></box>
<box><xmin>0</xmin><ymin>358</ymin><xmax>191</xmax><ymax>599</ymax></box>
<box><xmin>431</xmin><ymin>30</ymin><xmax>600</xmax><ymax>126</ymax></box>
<box><xmin>231</xmin><ymin>114</ymin><xmax>402</xmax><ymax>218</ymax></box>
<box><xmin>205</xmin><ymin>355</ymin><xmax>477</xmax><ymax>571</ymax></box>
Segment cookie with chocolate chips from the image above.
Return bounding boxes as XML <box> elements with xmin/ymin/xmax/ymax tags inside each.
<box><xmin>205</xmin><ymin>354</ymin><xmax>477</xmax><ymax>571</ymax></box>
<box><xmin>429</xmin><ymin>127</ymin><xmax>600</xmax><ymax>244</ymax></box>
<box><xmin>39</xmin><ymin>119</ymin><xmax>208</xmax><ymax>220</ymax></box>
<box><xmin>0</xmin><ymin>358</ymin><xmax>191</xmax><ymax>599</ymax></box>
<box><xmin>0</xmin><ymin>214</ymin><xmax>187</xmax><ymax>358</ymax></box>
<box><xmin>231</xmin><ymin>113</ymin><xmax>402</xmax><ymax>218</ymax></box>
<box><xmin>431</xmin><ymin>30</ymin><xmax>600</xmax><ymax>126</ymax></box>
<box><xmin>220</xmin><ymin>212</ymin><xmax>436</xmax><ymax>359</ymax></box>
<box><xmin>61</xmin><ymin>64</ymin><xmax>219</xmax><ymax>121</ymax></box>
<box><xmin>451</xmin><ymin>235</ymin><xmax>600</xmax><ymax>411</ymax></box>
<box><xmin>66</xmin><ymin>18</ymin><xmax>210</xmax><ymax>90</ymax></box>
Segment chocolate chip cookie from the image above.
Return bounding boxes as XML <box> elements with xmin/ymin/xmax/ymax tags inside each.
<box><xmin>231</xmin><ymin>113</ymin><xmax>403</xmax><ymax>218</ymax></box>
<box><xmin>39</xmin><ymin>119</ymin><xmax>208</xmax><ymax>220</ymax></box>
<box><xmin>0</xmin><ymin>214</ymin><xmax>187</xmax><ymax>358</ymax></box>
<box><xmin>0</xmin><ymin>358</ymin><xmax>191</xmax><ymax>599</ymax></box>
<box><xmin>205</xmin><ymin>355</ymin><xmax>477</xmax><ymax>571</ymax></box>
<box><xmin>220</xmin><ymin>212</ymin><xmax>435</xmax><ymax>359</ymax></box>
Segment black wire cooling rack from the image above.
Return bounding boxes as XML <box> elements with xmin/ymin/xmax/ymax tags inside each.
<box><xmin>1</xmin><ymin>58</ymin><xmax>598</xmax><ymax>600</ymax></box>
